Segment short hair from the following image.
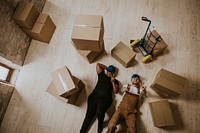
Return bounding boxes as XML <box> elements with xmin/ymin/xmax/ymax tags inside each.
<box><xmin>131</xmin><ymin>74</ymin><xmax>140</xmax><ymax>79</ymax></box>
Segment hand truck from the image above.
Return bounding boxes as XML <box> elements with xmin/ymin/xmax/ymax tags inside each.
<box><xmin>130</xmin><ymin>17</ymin><xmax>163</xmax><ymax>63</ymax></box>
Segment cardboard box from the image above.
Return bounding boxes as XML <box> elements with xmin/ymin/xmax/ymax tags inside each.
<box><xmin>46</xmin><ymin>77</ymin><xmax>85</xmax><ymax>104</ymax></box>
<box><xmin>13</xmin><ymin>2</ymin><xmax>40</xmax><ymax>29</ymax></box>
<box><xmin>145</xmin><ymin>30</ymin><xmax>168</xmax><ymax>56</ymax></box>
<box><xmin>151</xmin><ymin>68</ymin><xmax>187</xmax><ymax>97</ymax></box>
<box><xmin>111</xmin><ymin>41</ymin><xmax>136</xmax><ymax>68</ymax></box>
<box><xmin>51</xmin><ymin>66</ymin><xmax>81</xmax><ymax>98</ymax></box>
<box><xmin>72</xmin><ymin>40</ymin><xmax>105</xmax><ymax>64</ymax></box>
<box><xmin>149</xmin><ymin>100</ymin><xmax>175</xmax><ymax>127</ymax></box>
<box><xmin>71</xmin><ymin>15</ymin><xmax>104</xmax><ymax>51</ymax></box>
<box><xmin>22</xmin><ymin>13</ymin><xmax>56</xmax><ymax>43</ymax></box>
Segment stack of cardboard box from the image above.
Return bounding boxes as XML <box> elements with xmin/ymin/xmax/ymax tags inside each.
<box><xmin>13</xmin><ymin>1</ymin><xmax>56</xmax><ymax>43</ymax></box>
<box><xmin>149</xmin><ymin>68</ymin><xmax>187</xmax><ymax>127</ymax></box>
<box><xmin>46</xmin><ymin>66</ymin><xmax>85</xmax><ymax>105</ymax></box>
<box><xmin>111</xmin><ymin>41</ymin><xmax>136</xmax><ymax>68</ymax></box>
<box><xmin>71</xmin><ymin>15</ymin><xmax>105</xmax><ymax>64</ymax></box>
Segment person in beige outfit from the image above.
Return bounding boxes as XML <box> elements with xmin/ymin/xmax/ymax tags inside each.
<box><xmin>107</xmin><ymin>74</ymin><xmax>146</xmax><ymax>133</ymax></box>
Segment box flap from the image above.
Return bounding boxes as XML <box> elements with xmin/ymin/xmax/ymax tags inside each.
<box><xmin>51</xmin><ymin>66</ymin><xmax>75</xmax><ymax>95</ymax></box>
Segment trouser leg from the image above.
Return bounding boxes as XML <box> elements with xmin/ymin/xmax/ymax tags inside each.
<box><xmin>80</xmin><ymin>99</ymin><xmax>98</xmax><ymax>133</ymax></box>
<box><xmin>107</xmin><ymin>110</ymin><xmax>122</xmax><ymax>133</ymax></box>
<box><xmin>96</xmin><ymin>99</ymin><xmax>112</xmax><ymax>133</ymax></box>
<box><xmin>125</xmin><ymin>113</ymin><xmax>137</xmax><ymax>133</ymax></box>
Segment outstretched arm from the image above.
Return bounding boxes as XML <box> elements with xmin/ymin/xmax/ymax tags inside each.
<box><xmin>96</xmin><ymin>63</ymin><xmax>107</xmax><ymax>74</ymax></box>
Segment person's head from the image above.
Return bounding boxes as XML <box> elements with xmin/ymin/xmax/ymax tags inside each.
<box><xmin>106</xmin><ymin>65</ymin><xmax>116</xmax><ymax>77</ymax></box>
<box><xmin>131</xmin><ymin>74</ymin><xmax>141</xmax><ymax>85</ymax></box>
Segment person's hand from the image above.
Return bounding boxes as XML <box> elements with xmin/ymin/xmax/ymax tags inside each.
<box><xmin>127</xmin><ymin>83</ymin><xmax>131</xmax><ymax>90</ymax></box>
<box><xmin>140</xmin><ymin>82</ymin><xmax>147</xmax><ymax>97</ymax></box>
<box><xmin>111</xmin><ymin>74</ymin><xmax>115</xmax><ymax>83</ymax></box>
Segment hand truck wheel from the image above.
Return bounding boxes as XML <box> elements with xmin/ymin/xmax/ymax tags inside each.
<box><xmin>141</xmin><ymin>55</ymin><xmax>153</xmax><ymax>63</ymax></box>
<box><xmin>130</xmin><ymin>39</ymin><xmax>140</xmax><ymax>48</ymax></box>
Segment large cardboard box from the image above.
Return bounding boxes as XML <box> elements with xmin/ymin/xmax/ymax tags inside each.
<box><xmin>71</xmin><ymin>15</ymin><xmax>104</xmax><ymax>51</ymax></box>
<box><xmin>149</xmin><ymin>100</ymin><xmax>175</xmax><ymax>127</ymax></box>
<box><xmin>13</xmin><ymin>2</ymin><xmax>40</xmax><ymax>29</ymax></box>
<box><xmin>22</xmin><ymin>13</ymin><xmax>56</xmax><ymax>43</ymax></box>
<box><xmin>151</xmin><ymin>68</ymin><xmax>187</xmax><ymax>97</ymax></box>
<box><xmin>46</xmin><ymin>76</ymin><xmax>85</xmax><ymax>104</ymax></box>
<box><xmin>51</xmin><ymin>66</ymin><xmax>81</xmax><ymax>98</ymax></box>
<box><xmin>145</xmin><ymin>30</ymin><xmax>168</xmax><ymax>56</ymax></box>
<box><xmin>111</xmin><ymin>41</ymin><xmax>136</xmax><ymax>68</ymax></box>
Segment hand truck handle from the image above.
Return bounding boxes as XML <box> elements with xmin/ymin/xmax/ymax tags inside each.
<box><xmin>142</xmin><ymin>17</ymin><xmax>151</xmax><ymax>22</ymax></box>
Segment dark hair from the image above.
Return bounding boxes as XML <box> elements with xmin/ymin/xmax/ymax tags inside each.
<box><xmin>131</xmin><ymin>74</ymin><xmax>140</xmax><ymax>79</ymax></box>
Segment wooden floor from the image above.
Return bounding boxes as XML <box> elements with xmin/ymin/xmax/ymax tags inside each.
<box><xmin>1</xmin><ymin>0</ymin><xmax>200</xmax><ymax>133</ymax></box>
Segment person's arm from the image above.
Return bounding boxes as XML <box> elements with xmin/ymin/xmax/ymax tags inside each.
<box><xmin>111</xmin><ymin>75</ymin><xmax>119</xmax><ymax>94</ymax></box>
<box><xmin>96</xmin><ymin>63</ymin><xmax>107</xmax><ymax>74</ymax></box>
<box><xmin>140</xmin><ymin>82</ymin><xmax>147</xmax><ymax>97</ymax></box>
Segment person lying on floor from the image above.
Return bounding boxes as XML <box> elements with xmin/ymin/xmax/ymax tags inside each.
<box><xmin>80</xmin><ymin>63</ymin><xmax>119</xmax><ymax>133</ymax></box>
<box><xmin>106</xmin><ymin>74</ymin><xmax>146</xmax><ymax>133</ymax></box>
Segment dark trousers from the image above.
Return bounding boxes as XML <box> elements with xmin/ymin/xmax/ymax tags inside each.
<box><xmin>80</xmin><ymin>97</ymin><xmax>112</xmax><ymax>133</ymax></box>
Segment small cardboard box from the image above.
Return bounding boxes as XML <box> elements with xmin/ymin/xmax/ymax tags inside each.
<box><xmin>111</xmin><ymin>41</ymin><xmax>136</xmax><ymax>68</ymax></box>
<box><xmin>46</xmin><ymin>77</ymin><xmax>85</xmax><ymax>104</ymax></box>
<box><xmin>13</xmin><ymin>2</ymin><xmax>40</xmax><ymax>29</ymax></box>
<box><xmin>151</xmin><ymin>68</ymin><xmax>187</xmax><ymax>97</ymax></box>
<box><xmin>149</xmin><ymin>100</ymin><xmax>175</xmax><ymax>127</ymax></box>
<box><xmin>22</xmin><ymin>13</ymin><xmax>56</xmax><ymax>43</ymax></box>
<box><xmin>71</xmin><ymin>15</ymin><xmax>104</xmax><ymax>51</ymax></box>
<box><xmin>145</xmin><ymin>30</ymin><xmax>168</xmax><ymax>56</ymax></box>
<box><xmin>51</xmin><ymin>66</ymin><xmax>81</xmax><ymax>98</ymax></box>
